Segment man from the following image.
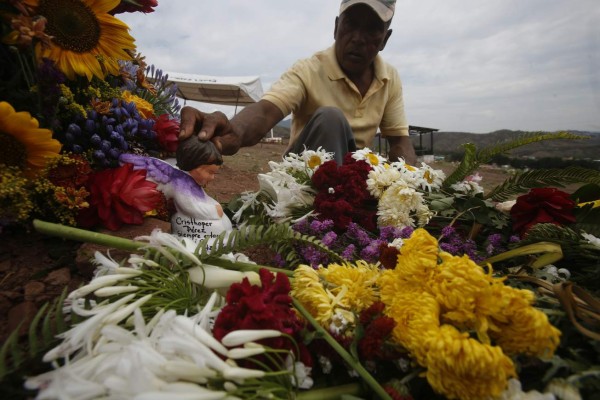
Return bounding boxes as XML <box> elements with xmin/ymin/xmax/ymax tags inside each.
<box><xmin>179</xmin><ymin>0</ymin><xmax>417</xmax><ymax>165</ymax></box>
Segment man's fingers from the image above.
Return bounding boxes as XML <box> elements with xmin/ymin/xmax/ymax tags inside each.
<box><xmin>179</xmin><ymin>106</ymin><xmax>202</xmax><ymax>139</ymax></box>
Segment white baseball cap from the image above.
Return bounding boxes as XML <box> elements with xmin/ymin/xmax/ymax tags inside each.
<box><xmin>339</xmin><ymin>0</ymin><xmax>395</xmax><ymax>22</ymax></box>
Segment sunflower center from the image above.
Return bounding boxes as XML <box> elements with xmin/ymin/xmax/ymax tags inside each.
<box><xmin>38</xmin><ymin>0</ymin><xmax>101</xmax><ymax>53</ymax></box>
<box><xmin>0</xmin><ymin>131</ymin><xmax>27</xmax><ymax>168</ymax></box>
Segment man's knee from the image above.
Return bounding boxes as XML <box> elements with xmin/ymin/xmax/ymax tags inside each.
<box><xmin>312</xmin><ymin>107</ymin><xmax>347</xmax><ymax>129</ymax></box>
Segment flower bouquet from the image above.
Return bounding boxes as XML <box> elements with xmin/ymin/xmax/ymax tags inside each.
<box><xmin>1</xmin><ymin>0</ymin><xmax>178</xmax><ymax>231</ymax></box>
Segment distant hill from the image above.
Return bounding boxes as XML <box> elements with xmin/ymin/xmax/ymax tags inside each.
<box><xmin>270</xmin><ymin>124</ymin><xmax>600</xmax><ymax>160</ymax></box>
<box><xmin>411</xmin><ymin>129</ymin><xmax>600</xmax><ymax>160</ymax></box>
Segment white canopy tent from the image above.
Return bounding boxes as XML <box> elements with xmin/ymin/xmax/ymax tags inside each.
<box><xmin>164</xmin><ymin>72</ymin><xmax>264</xmax><ymax>114</ymax></box>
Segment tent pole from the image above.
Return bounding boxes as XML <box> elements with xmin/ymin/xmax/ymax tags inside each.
<box><xmin>234</xmin><ymin>88</ymin><xmax>241</xmax><ymax>115</ymax></box>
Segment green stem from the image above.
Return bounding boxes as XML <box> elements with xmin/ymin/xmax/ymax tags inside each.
<box><xmin>33</xmin><ymin>219</ymin><xmax>144</xmax><ymax>252</ymax></box>
<box><xmin>292</xmin><ymin>298</ymin><xmax>392</xmax><ymax>400</ymax></box>
<box><xmin>296</xmin><ymin>383</ymin><xmax>363</xmax><ymax>400</ymax></box>
<box><xmin>32</xmin><ymin>219</ymin><xmax>294</xmax><ymax>278</ymax></box>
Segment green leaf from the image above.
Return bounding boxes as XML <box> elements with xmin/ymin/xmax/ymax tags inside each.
<box><xmin>485</xmin><ymin>166</ymin><xmax>600</xmax><ymax>202</ymax></box>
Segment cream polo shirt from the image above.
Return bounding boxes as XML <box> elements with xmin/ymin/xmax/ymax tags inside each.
<box><xmin>262</xmin><ymin>46</ymin><xmax>408</xmax><ymax>149</ymax></box>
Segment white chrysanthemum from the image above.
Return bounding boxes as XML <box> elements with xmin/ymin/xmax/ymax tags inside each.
<box><xmin>415</xmin><ymin>203</ymin><xmax>435</xmax><ymax>227</ymax></box>
<box><xmin>366</xmin><ymin>164</ymin><xmax>403</xmax><ymax>198</ymax></box>
<box><xmin>582</xmin><ymin>232</ymin><xmax>600</xmax><ymax>248</ymax></box>
<box><xmin>451</xmin><ymin>180</ymin><xmax>484</xmax><ymax>195</ymax></box>
<box><xmin>416</xmin><ymin>162</ymin><xmax>446</xmax><ymax>192</ymax></box>
<box><xmin>495</xmin><ymin>199</ymin><xmax>516</xmax><ymax>214</ymax></box>
<box><xmin>265</xmin><ymin>183</ymin><xmax>315</xmax><ymax>222</ymax></box>
<box><xmin>351</xmin><ymin>147</ymin><xmax>386</xmax><ymax>166</ymax></box>
<box><xmin>377</xmin><ymin>183</ymin><xmax>425</xmax><ymax>228</ymax></box>
<box><xmin>389</xmin><ymin>160</ymin><xmax>421</xmax><ymax>188</ymax></box>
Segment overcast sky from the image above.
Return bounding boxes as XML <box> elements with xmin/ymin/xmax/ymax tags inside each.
<box><xmin>119</xmin><ymin>0</ymin><xmax>600</xmax><ymax>133</ymax></box>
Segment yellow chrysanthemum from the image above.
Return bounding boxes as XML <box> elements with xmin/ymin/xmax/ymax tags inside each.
<box><xmin>490</xmin><ymin>286</ymin><xmax>561</xmax><ymax>357</ymax></box>
<box><xmin>0</xmin><ymin>101</ymin><xmax>61</xmax><ymax>176</ymax></box>
<box><xmin>27</xmin><ymin>0</ymin><xmax>135</xmax><ymax>81</ymax></box>
<box><xmin>392</xmin><ymin>228</ymin><xmax>439</xmax><ymax>282</ymax></box>
<box><xmin>382</xmin><ymin>290</ymin><xmax>440</xmax><ymax>363</ymax></box>
<box><xmin>430</xmin><ymin>253</ymin><xmax>497</xmax><ymax>327</ymax></box>
<box><xmin>426</xmin><ymin>325</ymin><xmax>516</xmax><ymax>400</ymax></box>
<box><xmin>122</xmin><ymin>90</ymin><xmax>155</xmax><ymax>119</ymax></box>
<box><xmin>318</xmin><ymin>260</ymin><xmax>380</xmax><ymax>312</ymax></box>
<box><xmin>291</xmin><ymin>265</ymin><xmax>334</xmax><ymax>325</ymax></box>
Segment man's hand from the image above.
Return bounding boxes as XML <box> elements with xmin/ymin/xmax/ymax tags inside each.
<box><xmin>179</xmin><ymin>106</ymin><xmax>242</xmax><ymax>155</ymax></box>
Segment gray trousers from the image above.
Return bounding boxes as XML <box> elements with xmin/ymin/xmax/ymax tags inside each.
<box><xmin>285</xmin><ymin>107</ymin><xmax>357</xmax><ymax>164</ymax></box>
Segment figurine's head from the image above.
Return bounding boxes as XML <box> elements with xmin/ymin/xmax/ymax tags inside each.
<box><xmin>176</xmin><ymin>136</ymin><xmax>223</xmax><ymax>187</ymax></box>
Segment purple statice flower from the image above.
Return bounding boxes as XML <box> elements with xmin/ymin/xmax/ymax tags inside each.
<box><xmin>485</xmin><ymin>233</ymin><xmax>505</xmax><ymax>257</ymax></box>
<box><xmin>299</xmin><ymin>245</ymin><xmax>330</xmax><ymax>268</ymax></box>
<box><xmin>360</xmin><ymin>239</ymin><xmax>386</xmax><ymax>263</ymax></box>
<box><xmin>439</xmin><ymin>225</ymin><xmax>484</xmax><ymax>262</ymax></box>
<box><xmin>399</xmin><ymin>226</ymin><xmax>415</xmax><ymax>239</ymax></box>
<box><xmin>441</xmin><ymin>225</ymin><xmax>456</xmax><ymax>238</ymax></box>
<box><xmin>292</xmin><ymin>219</ymin><xmax>310</xmax><ymax>235</ymax></box>
<box><xmin>463</xmin><ymin>239</ymin><xmax>483</xmax><ymax>263</ymax></box>
<box><xmin>346</xmin><ymin>222</ymin><xmax>372</xmax><ymax>247</ymax></box>
<box><xmin>378</xmin><ymin>225</ymin><xmax>403</xmax><ymax>242</ymax></box>
<box><xmin>341</xmin><ymin>244</ymin><xmax>356</xmax><ymax>261</ymax></box>
<box><xmin>440</xmin><ymin>242</ymin><xmax>461</xmax><ymax>255</ymax></box>
<box><xmin>509</xmin><ymin>235</ymin><xmax>521</xmax><ymax>244</ymax></box>
<box><xmin>309</xmin><ymin>219</ymin><xmax>335</xmax><ymax>235</ymax></box>
<box><xmin>321</xmin><ymin>231</ymin><xmax>338</xmax><ymax>247</ymax></box>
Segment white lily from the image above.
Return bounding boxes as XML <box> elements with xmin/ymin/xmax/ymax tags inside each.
<box><xmin>227</xmin><ymin>347</ymin><xmax>266</xmax><ymax>359</ymax></box>
<box><xmin>68</xmin><ymin>274</ymin><xmax>134</xmax><ymax>299</ymax></box>
<box><xmin>222</xmin><ymin>366</ymin><xmax>266</xmax><ymax>381</ymax></box>
<box><xmin>44</xmin><ymin>294</ymin><xmax>137</xmax><ymax>361</ymax></box>
<box><xmin>103</xmin><ymin>294</ymin><xmax>152</xmax><ymax>325</ymax></box>
<box><xmin>162</xmin><ymin>360</ymin><xmax>217</xmax><ymax>383</ymax></box>
<box><xmin>137</xmin><ymin>229</ymin><xmax>202</xmax><ymax>266</ymax></box>
<box><xmin>188</xmin><ymin>265</ymin><xmax>260</xmax><ymax>289</ymax></box>
<box><xmin>173</xmin><ymin>315</ymin><xmax>228</xmax><ymax>356</ymax></box>
<box><xmin>221</xmin><ymin>329</ymin><xmax>283</xmax><ymax>347</ymax></box>
<box><xmin>134</xmin><ymin>391</ymin><xmax>228</xmax><ymax>400</ymax></box>
<box><xmin>94</xmin><ymin>285</ymin><xmax>139</xmax><ymax>297</ymax></box>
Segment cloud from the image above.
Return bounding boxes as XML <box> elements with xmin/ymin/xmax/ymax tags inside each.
<box><xmin>120</xmin><ymin>0</ymin><xmax>600</xmax><ymax>133</ymax></box>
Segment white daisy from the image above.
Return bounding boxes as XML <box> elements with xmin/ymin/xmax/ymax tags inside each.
<box><xmin>351</xmin><ymin>148</ymin><xmax>386</xmax><ymax>167</ymax></box>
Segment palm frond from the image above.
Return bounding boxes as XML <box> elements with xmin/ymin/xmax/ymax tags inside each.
<box><xmin>485</xmin><ymin>167</ymin><xmax>600</xmax><ymax>201</ymax></box>
<box><xmin>0</xmin><ymin>288</ymin><xmax>69</xmax><ymax>380</ymax></box>
<box><xmin>190</xmin><ymin>222</ymin><xmax>343</xmax><ymax>269</ymax></box>
<box><xmin>442</xmin><ymin>131</ymin><xmax>590</xmax><ymax>187</ymax></box>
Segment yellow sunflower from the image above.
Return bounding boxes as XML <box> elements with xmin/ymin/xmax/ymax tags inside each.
<box><xmin>0</xmin><ymin>101</ymin><xmax>61</xmax><ymax>176</ymax></box>
<box><xmin>26</xmin><ymin>0</ymin><xmax>135</xmax><ymax>81</ymax></box>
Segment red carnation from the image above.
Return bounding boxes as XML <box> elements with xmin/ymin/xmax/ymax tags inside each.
<box><xmin>154</xmin><ymin>114</ymin><xmax>180</xmax><ymax>153</ymax></box>
<box><xmin>311</xmin><ymin>158</ymin><xmax>376</xmax><ymax>230</ymax></box>
<box><xmin>213</xmin><ymin>269</ymin><xmax>309</xmax><ymax>365</ymax></box>
<box><xmin>78</xmin><ymin>164</ymin><xmax>162</xmax><ymax>231</ymax></box>
<box><xmin>510</xmin><ymin>187</ymin><xmax>576</xmax><ymax>237</ymax></box>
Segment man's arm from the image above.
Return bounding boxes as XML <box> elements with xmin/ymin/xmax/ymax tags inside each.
<box><xmin>387</xmin><ymin>136</ymin><xmax>417</xmax><ymax>165</ymax></box>
<box><xmin>179</xmin><ymin>100</ymin><xmax>284</xmax><ymax>155</ymax></box>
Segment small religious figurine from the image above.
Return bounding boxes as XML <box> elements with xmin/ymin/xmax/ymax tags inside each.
<box><xmin>120</xmin><ymin>137</ymin><xmax>232</xmax><ymax>244</ymax></box>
